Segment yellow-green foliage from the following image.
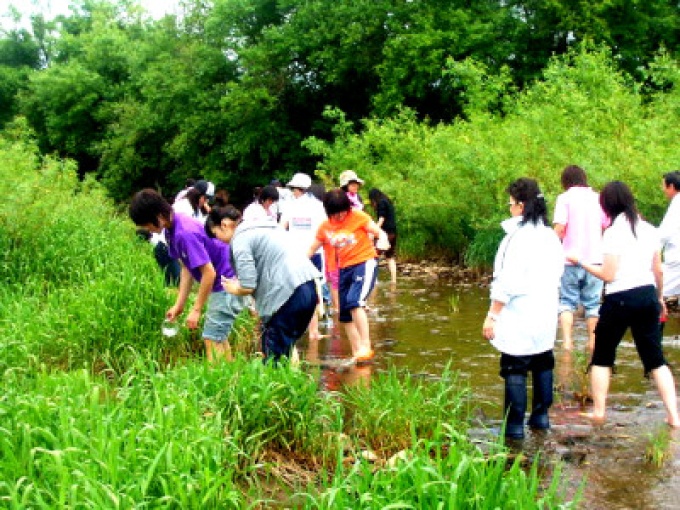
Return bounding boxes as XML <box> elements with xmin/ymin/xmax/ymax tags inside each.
<box><xmin>306</xmin><ymin>47</ymin><xmax>680</xmax><ymax>265</ymax></box>
<box><xmin>0</xmin><ymin>119</ymin><xmax>172</xmax><ymax>372</ymax></box>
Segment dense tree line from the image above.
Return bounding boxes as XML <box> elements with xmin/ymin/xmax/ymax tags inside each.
<box><xmin>1</xmin><ymin>0</ymin><xmax>680</xmax><ymax>202</ymax></box>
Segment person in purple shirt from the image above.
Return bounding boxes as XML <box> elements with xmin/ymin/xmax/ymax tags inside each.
<box><xmin>129</xmin><ymin>189</ymin><xmax>245</xmax><ymax>362</ymax></box>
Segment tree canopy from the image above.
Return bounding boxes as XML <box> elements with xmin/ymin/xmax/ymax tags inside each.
<box><xmin>1</xmin><ymin>0</ymin><xmax>680</xmax><ymax>203</ymax></box>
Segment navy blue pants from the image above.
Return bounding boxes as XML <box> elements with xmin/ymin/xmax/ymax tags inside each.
<box><xmin>261</xmin><ymin>280</ymin><xmax>318</xmax><ymax>362</ymax></box>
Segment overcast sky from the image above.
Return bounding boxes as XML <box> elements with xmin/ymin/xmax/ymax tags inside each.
<box><xmin>0</xmin><ymin>0</ymin><xmax>181</xmax><ymax>30</ymax></box>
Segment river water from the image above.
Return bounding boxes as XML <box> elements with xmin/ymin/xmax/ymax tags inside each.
<box><xmin>296</xmin><ymin>273</ymin><xmax>680</xmax><ymax>510</ymax></box>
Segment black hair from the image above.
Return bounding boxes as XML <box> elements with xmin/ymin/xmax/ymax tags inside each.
<box><xmin>214</xmin><ymin>188</ymin><xmax>230</xmax><ymax>207</ymax></box>
<box><xmin>560</xmin><ymin>165</ymin><xmax>588</xmax><ymax>190</ymax></box>
<box><xmin>308</xmin><ymin>183</ymin><xmax>326</xmax><ymax>202</ymax></box>
<box><xmin>323</xmin><ymin>188</ymin><xmax>352</xmax><ymax>216</ymax></box>
<box><xmin>368</xmin><ymin>188</ymin><xmax>391</xmax><ymax>210</ymax></box>
<box><xmin>506</xmin><ymin>178</ymin><xmax>548</xmax><ymax>226</ymax></box>
<box><xmin>185</xmin><ymin>188</ymin><xmax>204</xmax><ymax>215</ymax></box>
<box><xmin>129</xmin><ymin>189</ymin><xmax>173</xmax><ymax>227</ymax></box>
<box><xmin>205</xmin><ymin>205</ymin><xmax>242</xmax><ymax>238</ymax></box>
<box><xmin>663</xmin><ymin>171</ymin><xmax>680</xmax><ymax>191</ymax></box>
<box><xmin>600</xmin><ymin>181</ymin><xmax>638</xmax><ymax>237</ymax></box>
<box><xmin>258</xmin><ymin>185</ymin><xmax>279</xmax><ymax>204</ymax></box>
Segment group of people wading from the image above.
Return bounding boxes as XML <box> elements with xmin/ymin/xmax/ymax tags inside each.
<box><xmin>129</xmin><ymin>171</ymin><xmax>395</xmax><ymax>366</ymax></box>
<box><xmin>484</xmin><ymin>167</ymin><xmax>680</xmax><ymax>439</ymax></box>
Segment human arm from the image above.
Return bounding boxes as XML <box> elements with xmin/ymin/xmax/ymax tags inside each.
<box><xmin>166</xmin><ymin>263</ymin><xmax>193</xmax><ymax>321</ymax></box>
<box><xmin>307</xmin><ymin>239</ymin><xmax>323</xmax><ymax>258</ymax></box>
<box><xmin>653</xmin><ymin>250</ymin><xmax>668</xmax><ymax>317</ymax></box>
<box><xmin>553</xmin><ymin>223</ymin><xmax>566</xmax><ymax>240</ymax></box>
<box><xmin>482</xmin><ymin>299</ymin><xmax>505</xmax><ymax>340</ymax></box>
<box><xmin>366</xmin><ymin>220</ymin><xmax>390</xmax><ymax>250</ymax></box>
<box><xmin>566</xmin><ymin>253</ymin><xmax>618</xmax><ymax>283</ymax></box>
<box><xmin>221</xmin><ymin>276</ymin><xmax>255</xmax><ymax>296</ymax></box>
<box><xmin>185</xmin><ymin>262</ymin><xmax>216</xmax><ymax>329</ymax></box>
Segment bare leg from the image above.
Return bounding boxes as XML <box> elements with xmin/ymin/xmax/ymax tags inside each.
<box><xmin>350</xmin><ymin>307</ymin><xmax>372</xmax><ymax>356</ymax></box>
<box><xmin>308</xmin><ymin>313</ymin><xmax>321</xmax><ymax>341</ymax></box>
<box><xmin>387</xmin><ymin>257</ymin><xmax>397</xmax><ymax>284</ymax></box>
<box><xmin>343</xmin><ymin>321</ymin><xmax>362</xmax><ymax>357</ymax></box>
<box><xmin>204</xmin><ymin>339</ymin><xmax>232</xmax><ymax>363</ymax></box>
<box><xmin>589</xmin><ymin>365</ymin><xmax>611</xmax><ymax>422</ymax></box>
<box><xmin>331</xmin><ymin>288</ymin><xmax>340</xmax><ymax>315</ymax></box>
<box><xmin>586</xmin><ymin>316</ymin><xmax>598</xmax><ymax>354</ymax></box>
<box><xmin>650</xmin><ymin>365</ymin><xmax>680</xmax><ymax>427</ymax></box>
<box><xmin>559</xmin><ymin>311</ymin><xmax>574</xmax><ymax>350</ymax></box>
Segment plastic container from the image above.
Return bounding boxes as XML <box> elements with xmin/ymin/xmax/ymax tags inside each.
<box><xmin>161</xmin><ymin>319</ymin><xmax>178</xmax><ymax>337</ymax></box>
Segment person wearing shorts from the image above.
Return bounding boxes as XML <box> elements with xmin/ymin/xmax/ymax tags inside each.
<box><xmin>309</xmin><ymin>189</ymin><xmax>390</xmax><ymax>362</ymax></box>
<box><xmin>206</xmin><ymin>206</ymin><xmax>321</xmax><ymax>363</ymax></box>
<box><xmin>569</xmin><ymin>181</ymin><xmax>680</xmax><ymax>427</ymax></box>
<box><xmin>129</xmin><ymin>189</ymin><xmax>245</xmax><ymax>363</ymax></box>
<box><xmin>553</xmin><ymin>165</ymin><xmax>609</xmax><ymax>352</ymax></box>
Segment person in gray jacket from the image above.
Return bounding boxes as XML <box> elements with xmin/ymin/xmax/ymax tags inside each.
<box><xmin>205</xmin><ymin>205</ymin><xmax>321</xmax><ymax>362</ymax></box>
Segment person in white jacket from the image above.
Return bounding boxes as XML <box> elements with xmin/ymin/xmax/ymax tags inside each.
<box><xmin>482</xmin><ymin>177</ymin><xmax>564</xmax><ymax>439</ymax></box>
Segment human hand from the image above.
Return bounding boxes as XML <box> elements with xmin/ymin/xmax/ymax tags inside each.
<box><xmin>166</xmin><ymin>304</ymin><xmax>183</xmax><ymax>321</ymax></box>
<box><xmin>222</xmin><ymin>276</ymin><xmax>241</xmax><ymax>295</ymax></box>
<box><xmin>186</xmin><ymin>309</ymin><xmax>201</xmax><ymax>330</ymax></box>
<box><xmin>482</xmin><ymin>317</ymin><xmax>495</xmax><ymax>341</ymax></box>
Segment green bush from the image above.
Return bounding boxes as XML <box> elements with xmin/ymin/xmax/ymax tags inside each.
<box><xmin>306</xmin><ymin>46</ymin><xmax>680</xmax><ymax>264</ymax></box>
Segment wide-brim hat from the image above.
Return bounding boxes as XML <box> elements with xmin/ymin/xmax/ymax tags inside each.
<box><xmin>287</xmin><ymin>173</ymin><xmax>312</xmax><ymax>189</ymax></box>
<box><xmin>339</xmin><ymin>170</ymin><xmax>364</xmax><ymax>187</ymax></box>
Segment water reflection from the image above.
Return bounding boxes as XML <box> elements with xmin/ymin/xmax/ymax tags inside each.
<box><xmin>296</xmin><ymin>273</ymin><xmax>680</xmax><ymax>509</ymax></box>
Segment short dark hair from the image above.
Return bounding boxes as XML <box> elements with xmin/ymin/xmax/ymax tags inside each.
<box><xmin>506</xmin><ymin>177</ymin><xmax>548</xmax><ymax>226</ymax></box>
<box><xmin>323</xmin><ymin>188</ymin><xmax>351</xmax><ymax>216</ymax></box>
<box><xmin>258</xmin><ymin>185</ymin><xmax>279</xmax><ymax>204</ymax></box>
<box><xmin>600</xmin><ymin>181</ymin><xmax>638</xmax><ymax>236</ymax></box>
<box><xmin>129</xmin><ymin>189</ymin><xmax>173</xmax><ymax>227</ymax></box>
<box><xmin>663</xmin><ymin>171</ymin><xmax>680</xmax><ymax>191</ymax></box>
<box><xmin>560</xmin><ymin>165</ymin><xmax>588</xmax><ymax>189</ymax></box>
<box><xmin>205</xmin><ymin>205</ymin><xmax>242</xmax><ymax>238</ymax></box>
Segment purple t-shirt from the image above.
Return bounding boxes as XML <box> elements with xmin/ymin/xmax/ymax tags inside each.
<box><xmin>166</xmin><ymin>213</ymin><xmax>235</xmax><ymax>292</ymax></box>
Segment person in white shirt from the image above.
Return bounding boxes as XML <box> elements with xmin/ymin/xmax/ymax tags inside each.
<box><xmin>659</xmin><ymin>171</ymin><xmax>680</xmax><ymax>301</ymax></box>
<box><xmin>482</xmin><ymin>178</ymin><xmax>564</xmax><ymax>439</ymax></box>
<box><xmin>242</xmin><ymin>185</ymin><xmax>279</xmax><ymax>223</ymax></box>
<box><xmin>280</xmin><ymin>173</ymin><xmax>327</xmax><ymax>340</ymax></box>
<box><xmin>569</xmin><ymin>181</ymin><xmax>680</xmax><ymax>428</ymax></box>
<box><xmin>173</xmin><ymin>180</ymin><xmax>215</xmax><ymax>224</ymax></box>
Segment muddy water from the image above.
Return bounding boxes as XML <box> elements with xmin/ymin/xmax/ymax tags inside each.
<box><xmin>296</xmin><ymin>274</ymin><xmax>680</xmax><ymax>510</ymax></box>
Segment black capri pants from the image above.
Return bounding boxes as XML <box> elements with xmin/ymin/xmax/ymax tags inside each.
<box><xmin>592</xmin><ymin>284</ymin><xmax>666</xmax><ymax>375</ymax></box>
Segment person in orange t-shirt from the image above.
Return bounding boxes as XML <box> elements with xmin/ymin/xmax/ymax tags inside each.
<box><xmin>308</xmin><ymin>189</ymin><xmax>390</xmax><ymax>362</ymax></box>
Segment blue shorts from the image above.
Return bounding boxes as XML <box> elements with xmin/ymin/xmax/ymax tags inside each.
<box><xmin>202</xmin><ymin>290</ymin><xmax>246</xmax><ymax>342</ymax></box>
<box><xmin>262</xmin><ymin>280</ymin><xmax>318</xmax><ymax>361</ymax></box>
<box><xmin>339</xmin><ymin>259</ymin><xmax>378</xmax><ymax>323</ymax></box>
<box><xmin>558</xmin><ymin>265</ymin><xmax>603</xmax><ymax>317</ymax></box>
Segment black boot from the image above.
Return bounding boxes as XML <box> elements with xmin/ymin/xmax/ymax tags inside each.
<box><xmin>504</xmin><ymin>374</ymin><xmax>527</xmax><ymax>439</ymax></box>
<box><xmin>528</xmin><ymin>370</ymin><xmax>553</xmax><ymax>430</ymax></box>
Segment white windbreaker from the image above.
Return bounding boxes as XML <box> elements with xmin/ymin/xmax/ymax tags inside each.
<box><xmin>490</xmin><ymin>216</ymin><xmax>564</xmax><ymax>356</ymax></box>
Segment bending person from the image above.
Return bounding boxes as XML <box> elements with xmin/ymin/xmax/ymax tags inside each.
<box><xmin>129</xmin><ymin>189</ymin><xmax>245</xmax><ymax>362</ymax></box>
<box><xmin>206</xmin><ymin>206</ymin><xmax>321</xmax><ymax>363</ymax></box>
<box><xmin>568</xmin><ymin>181</ymin><xmax>680</xmax><ymax>427</ymax></box>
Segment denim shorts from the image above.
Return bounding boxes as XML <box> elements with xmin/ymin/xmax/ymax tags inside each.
<box><xmin>339</xmin><ymin>259</ymin><xmax>378</xmax><ymax>323</ymax></box>
<box><xmin>202</xmin><ymin>290</ymin><xmax>246</xmax><ymax>342</ymax></box>
<box><xmin>558</xmin><ymin>265</ymin><xmax>603</xmax><ymax>317</ymax></box>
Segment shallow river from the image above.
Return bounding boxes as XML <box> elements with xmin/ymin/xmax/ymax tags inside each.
<box><xmin>296</xmin><ymin>273</ymin><xmax>680</xmax><ymax>510</ymax></box>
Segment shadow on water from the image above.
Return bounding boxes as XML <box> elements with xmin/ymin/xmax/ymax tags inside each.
<box><xmin>296</xmin><ymin>273</ymin><xmax>680</xmax><ymax>510</ymax></box>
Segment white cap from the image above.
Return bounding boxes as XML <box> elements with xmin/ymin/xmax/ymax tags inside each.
<box><xmin>339</xmin><ymin>170</ymin><xmax>364</xmax><ymax>187</ymax></box>
<box><xmin>287</xmin><ymin>173</ymin><xmax>312</xmax><ymax>190</ymax></box>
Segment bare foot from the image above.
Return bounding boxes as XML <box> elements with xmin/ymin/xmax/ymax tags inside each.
<box><xmin>665</xmin><ymin>417</ymin><xmax>680</xmax><ymax>429</ymax></box>
<box><xmin>579</xmin><ymin>412</ymin><xmax>606</xmax><ymax>426</ymax></box>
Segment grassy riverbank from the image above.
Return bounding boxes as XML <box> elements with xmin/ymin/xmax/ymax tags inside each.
<box><xmin>0</xmin><ymin>127</ymin><xmax>576</xmax><ymax>508</ymax></box>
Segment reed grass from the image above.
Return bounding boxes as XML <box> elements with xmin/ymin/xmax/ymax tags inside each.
<box><xmin>0</xmin><ymin>132</ymin><xmax>575</xmax><ymax>508</ymax></box>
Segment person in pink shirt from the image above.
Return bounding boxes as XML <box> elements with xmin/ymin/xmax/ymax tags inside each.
<box><xmin>553</xmin><ymin>165</ymin><xmax>609</xmax><ymax>352</ymax></box>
